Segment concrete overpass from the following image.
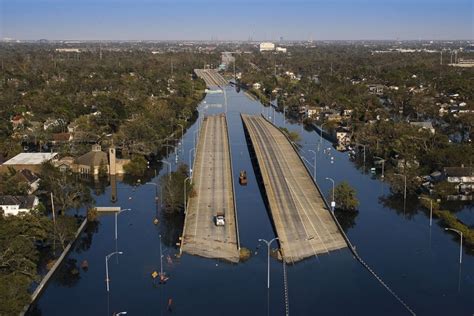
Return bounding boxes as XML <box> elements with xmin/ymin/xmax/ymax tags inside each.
<box><xmin>194</xmin><ymin>69</ymin><xmax>228</xmax><ymax>88</ymax></box>
<box><xmin>242</xmin><ymin>114</ymin><xmax>347</xmax><ymax>263</ymax></box>
<box><xmin>181</xmin><ymin>114</ymin><xmax>240</xmax><ymax>263</ymax></box>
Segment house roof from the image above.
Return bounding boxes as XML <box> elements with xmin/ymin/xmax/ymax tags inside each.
<box><xmin>16</xmin><ymin>169</ymin><xmax>40</xmax><ymax>184</ymax></box>
<box><xmin>410</xmin><ymin>121</ymin><xmax>434</xmax><ymax>129</ymax></box>
<box><xmin>444</xmin><ymin>167</ymin><xmax>474</xmax><ymax>177</ymax></box>
<box><xmin>0</xmin><ymin>195</ymin><xmax>37</xmax><ymax>209</ymax></box>
<box><xmin>75</xmin><ymin>150</ymin><xmax>108</xmax><ymax>167</ymax></box>
<box><xmin>52</xmin><ymin>133</ymin><xmax>71</xmax><ymax>142</ymax></box>
<box><xmin>3</xmin><ymin>153</ymin><xmax>58</xmax><ymax>165</ymax></box>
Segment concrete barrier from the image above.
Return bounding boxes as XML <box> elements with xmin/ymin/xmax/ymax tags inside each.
<box><xmin>21</xmin><ymin>218</ymin><xmax>88</xmax><ymax>315</ymax></box>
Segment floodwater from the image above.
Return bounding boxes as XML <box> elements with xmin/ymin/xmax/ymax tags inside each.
<box><xmin>28</xmin><ymin>87</ymin><xmax>473</xmax><ymax>315</ymax></box>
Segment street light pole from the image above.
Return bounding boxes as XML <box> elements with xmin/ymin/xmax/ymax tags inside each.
<box><xmin>374</xmin><ymin>156</ymin><xmax>385</xmax><ymax>179</ymax></box>
<box><xmin>159</xmin><ymin>234</ymin><xmax>163</xmax><ymax>275</ymax></box>
<box><xmin>161</xmin><ymin>160</ymin><xmax>171</xmax><ymax>178</ymax></box>
<box><xmin>258</xmin><ymin>238</ymin><xmax>279</xmax><ymax>289</ymax></box>
<box><xmin>184</xmin><ymin>176</ymin><xmax>191</xmax><ymax>214</ymax></box>
<box><xmin>325</xmin><ymin>177</ymin><xmax>335</xmax><ymax>213</ymax></box>
<box><xmin>320</xmin><ymin>122</ymin><xmax>328</xmax><ymax>145</ymax></box>
<box><xmin>115</xmin><ymin>208</ymin><xmax>131</xmax><ymax>241</ymax></box>
<box><xmin>445</xmin><ymin>228</ymin><xmax>463</xmax><ymax>264</ymax></box>
<box><xmin>394</xmin><ymin>173</ymin><xmax>407</xmax><ymax>202</ymax></box>
<box><xmin>189</xmin><ymin>148</ymin><xmax>195</xmax><ymax>178</ymax></box>
<box><xmin>419</xmin><ymin>196</ymin><xmax>433</xmax><ymax>227</ymax></box>
<box><xmin>105</xmin><ymin>251</ymin><xmax>123</xmax><ymax>292</ymax></box>
<box><xmin>308</xmin><ymin>149</ymin><xmax>317</xmax><ymax>181</ymax></box>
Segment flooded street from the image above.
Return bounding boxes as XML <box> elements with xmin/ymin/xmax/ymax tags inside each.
<box><xmin>30</xmin><ymin>87</ymin><xmax>473</xmax><ymax>315</ymax></box>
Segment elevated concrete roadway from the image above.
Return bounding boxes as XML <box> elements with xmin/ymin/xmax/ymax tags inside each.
<box><xmin>194</xmin><ymin>69</ymin><xmax>228</xmax><ymax>88</ymax></box>
<box><xmin>242</xmin><ymin>114</ymin><xmax>347</xmax><ymax>263</ymax></box>
<box><xmin>181</xmin><ymin>114</ymin><xmax>239</xmax><ymax>262</ymax></box>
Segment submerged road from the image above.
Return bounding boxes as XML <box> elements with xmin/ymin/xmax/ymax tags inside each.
<box><xmin>181</xmin><ymin>114</ymin><xmax>239</xmax><ymax>262</ymax></box>
<box><xmin>242</xmin><ymin>114</ymin><xmax>347</xmax><ymax>263</ymax></box>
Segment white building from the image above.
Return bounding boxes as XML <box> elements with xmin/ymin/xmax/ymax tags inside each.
<box><xmin>259</xmin><ymin>42</ymin><xmax>275</xmax><ymax>52</ymax></box>
<box><xmin>252</xmin><ymin>83</ymin><xmax>262</xmax><ymax>90</ymax></box>
<box><xmin>0</xmin><ymin>195</ymin><xmax>39</xmax><ymax>216</ymax></box>
<box><xmin>276</xmin><ymin>47</ymin><xmax>287</xmax><ymax>53</ymax></box>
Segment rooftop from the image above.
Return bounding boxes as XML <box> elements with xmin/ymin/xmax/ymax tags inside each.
<box><xmin>0</xmin><ymin>195</ymin><xmax>37</xmax><ymax>209</ymax></box>
<box><xmin>3</xmin><ymin>153</ymin><xmax>58</xmax><ymax>165</ymax></box>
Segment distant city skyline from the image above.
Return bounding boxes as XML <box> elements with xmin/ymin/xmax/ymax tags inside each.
<box><xmin>1</xmin><ymin>0</ymin><xmax>473</xmax><ymax>41</ymax></box>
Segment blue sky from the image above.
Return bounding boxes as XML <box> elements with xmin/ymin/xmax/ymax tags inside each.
<box><xmin>1</xmin><ymin>0</ymin><xmax>472</xmax><ymax>40</ymax></box>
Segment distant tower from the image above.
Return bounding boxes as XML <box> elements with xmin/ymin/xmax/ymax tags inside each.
<box><xmin>109</xmin><ymin>147</ymin><xmax>116</xmax><ymax>176</ymax></box>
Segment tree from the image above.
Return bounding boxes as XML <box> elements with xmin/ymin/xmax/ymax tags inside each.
<box><xmin>160</xmin><ymin>164</ymin><xmax>192</xmax><ymax>213</ymax></box>
<box><xmin>331</xmin><ymin>181</ymin><xmax>359</xmax><ymax>212</ymax></box>
<box><xmin>40</xmin><ymin>162</ymin><xmax>93</xmax><ymax>215</ymax></box>
<box><xmin>123</xmin><ymin>155</ymin><xmax>148</xmax><ymax>176</ymax></box>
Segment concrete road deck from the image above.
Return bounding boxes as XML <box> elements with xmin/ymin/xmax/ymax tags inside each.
<box><xmin>194</xmin><ymin>69</ymin><xmax>228</xmax><ymax>88</ymax></box>
<box><xmin>242</xmin><ymin>114</ymin><xmax>347</xmax><ymax>263</ymax></box>
<box><xmin>181</xmin><ymin>114</ymin><xmax>240</xmax><ymax>263</ymax></box>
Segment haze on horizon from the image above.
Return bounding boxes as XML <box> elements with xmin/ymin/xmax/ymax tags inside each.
<box><xmin>1</xmin><ymin>0</ymin><xmax>473</xmax><ymax>41</ymax></box>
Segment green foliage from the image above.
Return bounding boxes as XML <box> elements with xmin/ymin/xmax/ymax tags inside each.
<box><xmin>0</xmin><ymin>212</ymin><xmax>52</xmax><ymax>315</ymax></box>
<box><xmin>331</xmin><ymin>181</ymin><xmax>359</xmax><ymax>211</ymax></box>
<box><xmin>279</xmin><ymin>127</ymin><xmax>301</xmax><ymax>143</ymax></box>
<box><xmin>434</xmin><ymin>210</ymin><xmax>474</xmax><ymax>247</ymax></box>
<box><xmin>52</xmin><ymin>216</ymin><xmax>80</xmax><ymax>251</ymax></box>
<box><xmin>160</xmin><ymin>164</ymin><xmax>192</xmax><ymax>213</ymax></box>
<box><xmin>40</xmin><ymin>162</ymin><xmax>93</xmax><ymax>214</ymax></box>
<box><xmin>0</xmin><ymin>167</ymin><xmax>30</xmax><ymax>195</ymax></box>
<box><xmin>123</xmin><ymin>155</ymin><xmax>148</xmax><ymax>176</ymax></box>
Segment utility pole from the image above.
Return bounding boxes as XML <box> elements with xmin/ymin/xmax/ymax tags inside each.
<box><xmin>440</xmin><ymin>50</ymin><xmax>442</xmax><ymax>65</ymax></box>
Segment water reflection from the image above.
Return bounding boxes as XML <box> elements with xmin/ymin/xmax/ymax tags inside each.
<box><xmin>334</xmin><ymin>209</ymin><xmax>359</xmax><ymax>232</ymax></box>
<box><xmin>53</xmin><ymin>258</ymin><xmax>81</xmax><ymax>288</ymax></box>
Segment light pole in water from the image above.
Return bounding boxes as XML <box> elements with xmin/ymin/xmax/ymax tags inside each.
<box><xmin>115</xmin><ymin>208</ymin><xmax>131</xmax><ymax>241</ymax></box>
<box><xmin>308</xmin><ymin>149</ymin><xmax>317</xmax><ymax>181</ymax></box>
<box><xmin>161</xmin><ymin>160</ymin><xmax>171</xmax><ymax>179</ymax></box>
<box><xmin>394</xmin><ymin>173</ymin><xmax>407</xmax><ymax>204</ymax></box>
<box><xmin>184</xmin><ymin>176</ymin><xmax>191</xmax><ymax>214</ymax></box>
<box><xmin>445</xmin><ymin>228</ymin><xmax>463</xmax><ymax>264</ymax></box>
<box><xmin>419</xmin><ymin>196</ymin><xmax>433</xmax><ymax>227</ymax></box>
<box><xmin>258</xmin><ymin>237</ymin><xmax>279</xmax><ymax>289</ymax></box>
<box><xmin>105</xmin><ymin>251</ymin><xmax>123</xmax><ymax>292</ymax></box>
<box><xmin>374</xmin><ymin>156</ymin><xmax>385</xmax><ymax>179</ymax></box>
<box><xmin>325</xmin><ymin>177</ymin><xmax>335</xmax><ymax>213</ymax></box>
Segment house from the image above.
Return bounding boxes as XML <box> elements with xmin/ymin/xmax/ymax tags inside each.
<box><xmin>275</xmin><ymin>47</ymin><xmax>287</xmax><ymax>53</ymax></box>
<box><xmin>444</xmin><ymin>166</ymin><xmax>474</xmax><ymax>183</ymax></box>
<box><xmin>0</xmin><ymin>152</ymin><xmax>58</xmax><ymax>173</ymax></box>
<box><xmin>0</xmin><ymin>195</ymin><xmax>39</xmax><ymax>216</ymax></box>
<box><xmin>51</xmin><ymin>132</ymin><xmax>72</xmax><ymax>144</ymax></box>
<box><xmin>410</xmin><ymin>121</ymin><xmax>435</xmax><ymax>134</ymax></box>
<box><xmin>326</xmin><ymin>112</ymin><xmax>343</xmax><ymax>122</ymax></box>
<box><xmin>54</xmin><ymin>156</ymin><xmax>75</xmax><ymax>172</ymax></box>
<box><xmin>43</xmin><ymin>118</ymin><xmax>66</xmax><ymax>131</ymax></box>
<box><xmin>368</xmin><ymin>84</ymin><xmax>384</xmax><ymax>95</ymax></box>
<box><xmin>252</xmin><ymin>83</ymin><xmax>261</xmax><ymax>90</ymax></box>
<box><xmin>14</xmin><ymin>169</ymin><xmax>41</xmax><ymax>194</ymax></box>
<box><xmin>335</xmin><ymin>127</ymin><xmax>351</xmax><ymax>146</ymax></box>
<box><xmin>307</xmin><ymin>106</ymin><xmax>323</xmax><ymax>119</ymax></box>
<box><xmin>10</xmin><ymin>115</ymin><xmax>25</xmax><ymax>129</ymax></box>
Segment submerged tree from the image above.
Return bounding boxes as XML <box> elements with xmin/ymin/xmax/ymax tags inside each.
<box><xmin>331</xmin><ymin>181</ymin><xmax>359</xmax><ymax>212</ymax></box>
<box><xmin>160</xmin><ymin>164</ymin><xmax>192</xmax><ymax>214</ymax></box>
